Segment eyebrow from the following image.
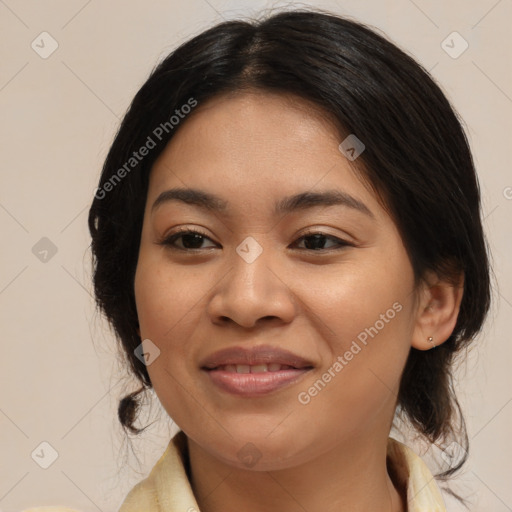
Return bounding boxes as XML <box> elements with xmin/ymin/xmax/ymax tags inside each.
<box><xmin>151</xmin><ymin>187</ymin><xmax>374</xmax><ymax>219</ymax></box>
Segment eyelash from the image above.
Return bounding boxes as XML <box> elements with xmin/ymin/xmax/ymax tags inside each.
<box><xmin>156</xmin><ymin>227</ymin><xmax>353</xmax><ymax>253</ymax></box>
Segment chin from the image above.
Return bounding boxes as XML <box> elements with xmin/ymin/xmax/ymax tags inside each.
<box><xmin>206</xmin><ymin>431</ymin><xmax>313</xmax><ymax>471</ymax></box>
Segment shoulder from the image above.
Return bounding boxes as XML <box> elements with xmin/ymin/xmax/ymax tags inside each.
<box><xmin>117</xmin><ymin>476</ymin><xmax>159</xmax><ymax>512</ymax></box>
<box><xmin>387</xmin><ymin>437</ymin><xmax>447</xmax><ymax>512</ymax></box>
<box><xmin>118</xmin><ymin>430</ymin><xmax>200</xmax><ymax>511</ymax></box>
<box><xmin>21</xmin><ymin>508</ymin><xmax>83</xmax><ymax>512</ymax></box>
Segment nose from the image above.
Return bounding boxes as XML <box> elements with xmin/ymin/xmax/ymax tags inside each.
<box><xmin>206</xmin><ymin>239</ymin><xmax>296</xmax><ymax>329</ymax></box>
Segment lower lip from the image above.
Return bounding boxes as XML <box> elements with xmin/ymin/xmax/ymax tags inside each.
<box><xmin>204</xmin><ymin>368</ymin><xmax>312</xmax><ymax>396</ymax></box>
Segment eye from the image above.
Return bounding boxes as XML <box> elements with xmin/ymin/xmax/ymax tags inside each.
<box><xmin>157</xmin><ymin>228</ymin><xmax>218</xmax><ymax>251</ymax></box>
<box><xmin>292</xmin><ymin>231</ymin><xmax>352</xmax><ymax>251</ymax></box>
<box><xmin>157</xmin><ymin>228</ymin><xmax>352</xmax><ymax>252</ymax></box>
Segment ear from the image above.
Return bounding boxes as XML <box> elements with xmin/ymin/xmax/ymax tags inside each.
<box><xmin>411</xmin><ymin>269</ymin><xmax>464</xmax><ymax>350</ymax></box>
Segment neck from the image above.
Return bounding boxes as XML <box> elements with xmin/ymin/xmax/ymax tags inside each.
<box><xmin>187</xmin><ymin>431</ymin><xmax>406</xmax><ymax>512</ymax></box>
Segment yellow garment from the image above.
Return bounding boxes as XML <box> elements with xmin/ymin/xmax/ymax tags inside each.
<box><xmin>22</xmin><ymin>509</ymin><xmax>81</xmax><ymax>512</ymax></box>
<box><xmin>118</xmin><ymin>431</ymin><xmax>447</xmax><ymax>512</ymax></box>
<box><xmin>24</xmin><ymin>431</ymin><xmax>447</xmax><ymax>511</ymax></box>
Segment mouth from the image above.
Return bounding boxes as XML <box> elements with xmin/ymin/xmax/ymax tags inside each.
<box><xmin>205</xmin><ymin>363</ymin><xmax>307</xmax><ymax>373</ymax></box>
<box><xmin>200</xmin><ymin>345</ymin><xmax>314</xmax><ymax>396</ymax></box>
<box><xmin>200</xmin><ymin>345</ymin><xmax>314</xmax><ymax>370</ymax></box>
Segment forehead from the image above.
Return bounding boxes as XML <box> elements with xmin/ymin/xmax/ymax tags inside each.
<box><xmin>147</xmin><ymin>91</ymin><xmax>380</xmax><ymax>217</ymax></box>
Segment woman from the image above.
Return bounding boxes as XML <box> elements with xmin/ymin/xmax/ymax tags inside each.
<box><xmin>84</xmin><ymin>8</ymin><xmax>490</xmax><ymax>512</ymax></box>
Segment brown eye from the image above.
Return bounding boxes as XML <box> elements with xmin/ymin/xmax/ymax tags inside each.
<box><xmin>158</xmin><ymin>229</ymin><xmax>217</xmax><ymax>251</ymax></box>
<box><xmin>294</xmin><ymin>232</ymin><xmax>351</xmax><ymax>251</ymax></box>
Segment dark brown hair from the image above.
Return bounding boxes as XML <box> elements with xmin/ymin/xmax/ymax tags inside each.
<box><xmin>88</xmin><ymin>8</ymin><xmax>491</xmax><ymax>502</ymax></box>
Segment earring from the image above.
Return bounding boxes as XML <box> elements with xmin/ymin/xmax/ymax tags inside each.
<box><xmin>427</xmin><ymin>336</ymin><xmax>436</xmax><ymax>348</ymax></box>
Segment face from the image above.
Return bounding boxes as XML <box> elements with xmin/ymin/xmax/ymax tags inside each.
<box><xmin>134</xmin><ymin>91</ymin><xmax>421</xmax><ymax>471</ymax></box>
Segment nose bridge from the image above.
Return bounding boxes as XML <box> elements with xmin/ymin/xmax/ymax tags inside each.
<box><xmin>209</xmin><ymin>235</ymin><xmax>295</xmax><ymax>327</ymax></box>
<box><xmin>230</xmin><ymin>234</ymin><xmax>277</xmax><ymax>297</ymax></box>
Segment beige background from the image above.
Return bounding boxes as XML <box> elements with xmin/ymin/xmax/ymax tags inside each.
<box><xmin>0</xmin><ymin>0</ymin><xmax>511</xmax><ymax>511</ymax></box>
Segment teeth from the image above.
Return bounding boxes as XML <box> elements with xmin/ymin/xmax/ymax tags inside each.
<box><xmin>251</xmin><ymin>364</ymin><xmax>268</xmax><ymax>373</ymax></box>
<box><xmin>216</xmin><ymin>363</ymin><xmax>294</xmax><ymax>373</ymax></box>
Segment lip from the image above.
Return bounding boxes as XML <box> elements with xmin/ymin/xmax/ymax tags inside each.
<box><xmin>200</xmin><ymin>345</ymin><xmax>314</xmax><ymax>370</ymax></box>
<box><xmin>200</xmin><ymin>345</ymin><xmax>314</xmax><ymax>397</ymax></box>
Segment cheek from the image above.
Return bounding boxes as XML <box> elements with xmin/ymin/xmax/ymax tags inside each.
<box><xmin>295</xmin><ymin>305</ymin><xmax>411</xmax><ymax>450</ymax></box>
<box><xmin>133</xmin><ymin>255</ymin><xmax>215</xmax><ymax>403</ymax></box>
<box><xmin>297</xmin><ymin>259</ymin><xmax>410</xmax><ymax>348</ymax></box>
<box><xmin>133</xmin><ymin>260</ymin><xmax>196</xmax><ymax>425</ymax></box>
<box><xmin>134</xmin><ymin>255</ymin><xmax>206</xmax><ymax>341</ymax></box>
<box><xmin>294</xmin><ymin>260</ymin><xmax>413</xmax><ymax>413</ymax></box>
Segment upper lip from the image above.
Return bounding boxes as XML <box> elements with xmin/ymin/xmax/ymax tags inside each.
<box><xmin>200</xmin><ymin>345</ymin><xmax>314</xmax><ymax>370</ymax></box>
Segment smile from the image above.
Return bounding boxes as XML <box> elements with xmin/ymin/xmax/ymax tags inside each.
<box><xmin>203</xmin><ymin>365</ymin><xmax>313</xmax><ymax>396</ymax></box>
<box><xmin>210</xmin><ymin>363</ymin><xmax>298</xmax><ymax>373</ymax></box>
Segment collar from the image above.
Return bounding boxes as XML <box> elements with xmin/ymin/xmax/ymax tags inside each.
<box><xmin>118</xmin><ymin>431</ymin><xmax>447</xmax><ymax>512</ymax></box>
<box><xmin>386</xmin><ymin>436</ymin><xmax>447</xmax><ymax>511</ymax></box>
